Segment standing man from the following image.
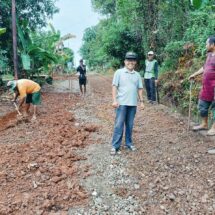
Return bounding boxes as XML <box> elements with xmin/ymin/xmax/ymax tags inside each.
<box><xmin>189</xmin><ymin>35</ymin><xmax>215</xmax><ymax>135</ymax></box>
<box><xmin>7</xmin><ymin>79</ymin><xmax>41</xmax><ymax>120</ymax></box>
<box><xmin>144</xmin><ymin>51</ymin><xmax>159</xmax><ymax>104</ymax></box>
<box><xmin>76</xmin><ymin>59</ymin><xmax>87</xmax><ymax>96</ymax></box>
<box><xmin>111</xmin><ymin>52</ymin><xmax>144</xmax><ymax>155</ymax></box>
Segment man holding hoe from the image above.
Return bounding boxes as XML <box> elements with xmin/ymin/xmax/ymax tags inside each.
<box><xmin>111</xmin><ymin>52</ymin><xmax>144</xmax><ymax>155</ymax></box>
<box><xmin>7</xmin><ymin>79</ymin><xmax>41</xmax><ymax>120</ymax></box>
<box><xmin>189</xmin><ymin>36</ymin><xmax>215</xmax><ymax>135</ymax></box>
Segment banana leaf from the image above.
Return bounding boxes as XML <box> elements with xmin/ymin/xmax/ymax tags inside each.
<box><xmin>0</xmin><ymin>28</ymin><xmax>6</xmax><ymax>35</ymax></box>
<box><xmin>21</xmin><ymin>54</ymin><xmax>31</xmax><ymax>70</ymax></box>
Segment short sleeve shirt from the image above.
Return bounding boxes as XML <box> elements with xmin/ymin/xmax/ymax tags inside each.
<box><xmin>112</xmin><ymin>67</ymin><xmax>143</xmax><ymax>106</ymax></box>
<box><xmin>17</xmin><ymin>79</ymin><xmax>41</xmax><ymax>99</ymax></box>
<box><xmin>77</xmin><ymin>65</ymin><xmax>86</xmax><ymax>79</ymax></box>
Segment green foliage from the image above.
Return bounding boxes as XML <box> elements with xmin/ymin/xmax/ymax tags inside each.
<box><xmin>0</xmin><ymin>28</ymin><xmax>6</xmax><ymax>35</ymax></box>
<box><xmin>92</xmin><ymin>0</ymin><xmax>116</xmax><ymax>15</ymax></box>
<box><xmin>82</xmin><ymin>0</ymin><xmax>215</xmax><ymax>118</ymax></box>
<box><xmin>0</xmin><ymin>0</ymin><xmax>58</xmax><ymax>76</ymax></box>
<box><xmin>192</xmin><ymin>0</ymin><xmax>203</xmax><ymax>9</ymax></box>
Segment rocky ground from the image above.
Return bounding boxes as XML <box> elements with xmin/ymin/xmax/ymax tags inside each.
<box><xmin>0</xmin><ymin>75</ymin><xmax>215</xmax><ymax>214</ymax></box>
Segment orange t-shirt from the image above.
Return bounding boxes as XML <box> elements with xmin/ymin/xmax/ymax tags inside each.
<box><xmin>17</xmin><ymin>79</ymin><xmax>41</xmax><ymax>99</ymax></box>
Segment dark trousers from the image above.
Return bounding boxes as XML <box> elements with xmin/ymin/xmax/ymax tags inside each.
<box><xmin>198</xmin><ymin>99</ymin><xmax>215</xmax><ymax>119</ymax></box>
<box><xmin>144</xmin><ymin>78</ymin><xmax>156</xmax><ymax>102</ymax></box>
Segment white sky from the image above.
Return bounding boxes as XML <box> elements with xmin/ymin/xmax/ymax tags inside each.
<box><xmin>51</xmin><ymin>0</ymin><xmax>100</xmax><ymax>66</ymax></box>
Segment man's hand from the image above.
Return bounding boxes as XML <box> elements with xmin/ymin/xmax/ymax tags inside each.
<box><xmin>139</xmin><ymin>102</ymin><xmax>145</xmax><ymax>110</ymax></box>
<box><xmin>155</xmin><ymin>80</ymin><xmax>159</xmax><ymax>86</ymax></box>
<box><xmin>112</xmin><ymin>101</ymin><xmax>119</xmax><ymax>108</ymax></box>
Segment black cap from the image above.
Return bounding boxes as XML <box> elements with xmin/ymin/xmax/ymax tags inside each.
<box><xmin>125</xmin><ymin>52</ymin><xmax>138</xmax><ymax>60</ymax></box>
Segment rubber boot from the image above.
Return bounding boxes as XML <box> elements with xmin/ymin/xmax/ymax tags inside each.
<box><xmin>192</xmin><ymin>117</ymin><xmax>208</xmax><ymax>131</ymax></box>
<box><xmin>207</xmin><ymin>123</ymin><xmax>215</xmax><ymax>136</ymax></box>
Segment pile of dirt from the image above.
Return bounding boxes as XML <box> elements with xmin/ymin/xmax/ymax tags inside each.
<box><xmin>0</xmin><ymin>91</ymin><xmax>98</xmax><ymax>214</ymax></box>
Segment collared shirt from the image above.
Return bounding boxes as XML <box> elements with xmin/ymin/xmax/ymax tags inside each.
<box><xmin>112</xmin><ymin>67</ymin><xmax>143</xmax><ymax>106</ymax></box>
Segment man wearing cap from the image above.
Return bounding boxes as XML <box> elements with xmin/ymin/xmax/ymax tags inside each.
<box><xmin>76</xmin><ymin>59</ymin><xmax>87</xmax><ymax>96</ymax></box>
<box><xmin>111</xmin><ymin>51</ymin><xmax>144</xmax><ymax>155</ymax></box>
<box><xmin>7</xmin><ymin>79</ymin><xmax>41</xmax><ymax>120</ymax></box>
<box><xmin>144</xmin><ymin>51</ymin><xmax>159</xmax><ymax>104</ymax></box>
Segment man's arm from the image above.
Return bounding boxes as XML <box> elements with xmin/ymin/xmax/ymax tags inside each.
<box><xmin>18</xmin><ymin>97</ymin><xmax>25</xmax><ymax>109</ymax></box>
<box><xmin>112</xmin><ymin>85</ymin><xmax>119</xmax><ymax>108</ymax></box>
<box><xmin>154</xmin><ymin>62</ymin><xmax>158</xmax><ymax>80</ymax></box>
<box><xmin>138</xmin><ymin>88</ymin><xmax>145</xmax><ymax>110</ymax></box>
<box><xmin>189</xmin><ymin>67</ymin><xmax>204</xmax><ymax>79</ymax></box>
<box><xmin>13</xmin><ymin>91</ymin><xmax>19</xmax><ymax>102</ymax></box>
<box><xmin>138</xmin><ymin>88</ymin><xmax>143</xmax><ymax>102</ymax></box>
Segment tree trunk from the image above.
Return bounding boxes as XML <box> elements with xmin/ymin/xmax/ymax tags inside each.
<box><xmin>12</xmin><ymin>0</ymin><xmax>19</xmax><ymax>79</ymax></box>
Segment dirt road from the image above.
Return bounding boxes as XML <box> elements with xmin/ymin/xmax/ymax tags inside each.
<box><xmin>0</xmin><ymin>75</ymin><xmax>215</xmax><ymax>214</ymax></box>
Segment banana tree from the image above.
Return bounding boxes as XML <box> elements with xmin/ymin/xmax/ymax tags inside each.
<box><xmin>0</xmin><ymin>28</ymin><xmax>7</xmax><ymax>85</ymax></box>
<box><xmin>17</xmin><ymin>21</ymin><xmax>58</xmax><ymax>75</ymax></box>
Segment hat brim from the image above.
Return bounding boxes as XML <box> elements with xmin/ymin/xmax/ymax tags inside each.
<box><xmin>125</xmin><ymin>57</ymin><xmax>137</xmax><ymax>60</ymax></box>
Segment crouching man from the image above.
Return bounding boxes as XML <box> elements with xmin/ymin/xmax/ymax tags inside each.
<box><xmin>7</xmin><ymin>79</ymin><xmax>41</xmax><ymax>120</ymax></box>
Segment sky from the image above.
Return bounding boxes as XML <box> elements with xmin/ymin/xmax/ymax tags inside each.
<box><xmin>51</xmin><ymin>0</ymin><xmax>100</xmax><ymax>66</ymax></box>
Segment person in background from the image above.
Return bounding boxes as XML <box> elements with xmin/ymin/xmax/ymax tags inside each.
<box><xmin>76</xmin><ymin>59</ymin><xmax>87</xmax><ymax>96</ymax></box>
<box><xmin>111</xmin><ymin>51</ymin><xmax>144</xmax><ymax>155</ymax></box>
<box><xmin>7</xmin><ymin>79</ymin><xmax>41</xmax><ymax>120</ymax></box>
<box><xmin>189</xmin><ymin>35</ymin><xmax>215</xmax><ymax>135</ymax></box>
<box><xmin>144</xmin><ymin>51</ymin><xmax>159</xmax><ymax>104</ymax></box>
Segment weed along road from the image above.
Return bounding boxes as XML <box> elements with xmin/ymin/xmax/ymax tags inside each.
<box><xmin>0</xmin><ymin>75</ymin><xmax>215</xmax><ymax>214</ymax></box>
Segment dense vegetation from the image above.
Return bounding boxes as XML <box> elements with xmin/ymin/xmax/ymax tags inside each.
<box><xmin>0</xmin><ymin>0</ymin><xmax>74</xmax><ymax>81</ymax></box>
<box><xmin>81</xmin><ymin>0</ymin><xmax>215</xmax><ymax>116</ymax></box>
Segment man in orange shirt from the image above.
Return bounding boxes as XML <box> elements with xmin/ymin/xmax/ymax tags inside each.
<box><xmin>7</xmin><ymin>79</ymin><xmax>41</xmax><ymax>120</ymax></box>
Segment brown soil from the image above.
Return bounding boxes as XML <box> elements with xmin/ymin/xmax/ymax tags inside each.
<box><xmin>85</xmin><ymin>75</ymin><xmax>215</xmax><ymax>214</ymax></box>
<box><xmin>1</xmin><ymin>74</ymin><xmax>215</xmax><ymax>214</ymax></box>
<box><xmin>0</xmin><ymin>83</ymin><xmax>97</xmax><ymax>215</ymax></box>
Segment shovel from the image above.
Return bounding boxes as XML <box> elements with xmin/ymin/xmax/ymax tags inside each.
<box><xmin>187</xmin><ymin>80</ymin><xmax>194</xmax><ymax>130</ymax></box>
<box><xmin>13</xmin><ymin>101</ymin><xmax>22</xmax><ymax>116</ymax></box>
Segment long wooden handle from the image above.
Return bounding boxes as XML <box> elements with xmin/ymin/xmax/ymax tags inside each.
<box><xmin>188</xmin><ymin>81</ymin><xmax>193</xmax><ymax>130</ymax></box>
<box><xmin>13</xmin><ymin>102</ymin><xmax>22</xmax><ymax>116</ymax></box>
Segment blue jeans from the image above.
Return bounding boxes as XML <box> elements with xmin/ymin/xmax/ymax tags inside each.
<box><xmin>144</xmin><ymin>78</ymin><xmax>156</xmax><ymax>101</ymax></box>
<box><xmin>112</xmin><ymin>105</ymin><xmax>137</xmax><ymax>150</ymax></box>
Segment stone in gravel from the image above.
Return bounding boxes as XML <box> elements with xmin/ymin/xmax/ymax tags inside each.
<box><xmin>134</xmin><ymin>184</ymin><xmax>140</xmax><ymax>190</ymax></box>
<box><xmin>208</xmin><ymin>148</ymin><xmax>215</xmax><ymax>154</ymax></box>
<box><xmin>103</xmin><ymin>205</ymin><xmax>109</xmax><ymax>211</ymax></box>
<box><xmin>95</xmin><ymin>197</ymin><xmax>102</xmax><ymax>204</ymax></box>
<box><xmin>92</xmin><ymin>191</ymin><xmax>98</xmax><ymax>197</ymax></box>
<box><xmin>27</xmin><ymin>162</ymin><xmax>39</xmax><ymax>170</ymax></box>
<box><xmin>168</xmin><ymin>193</ymin><xmax>176</xmax><ymax>201</ymax></box>
<box><xmin>160</xmin><ymin>205</ymin><xmax>166</xmax><ymax>210</ymax></box>
<box><xmin>51</xmin><ymin>176</ymin><xmax>62</xmax><ymax>183</ymax></box>
<box><xmin>201</xmin><ymin>194</ymin><xmax>208</xmax><ymax>203</ymax></box>
<box><xmin>32</xmin><ymin>181</ymin><xmax>38</xmax><ymax>189</ymax></box>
